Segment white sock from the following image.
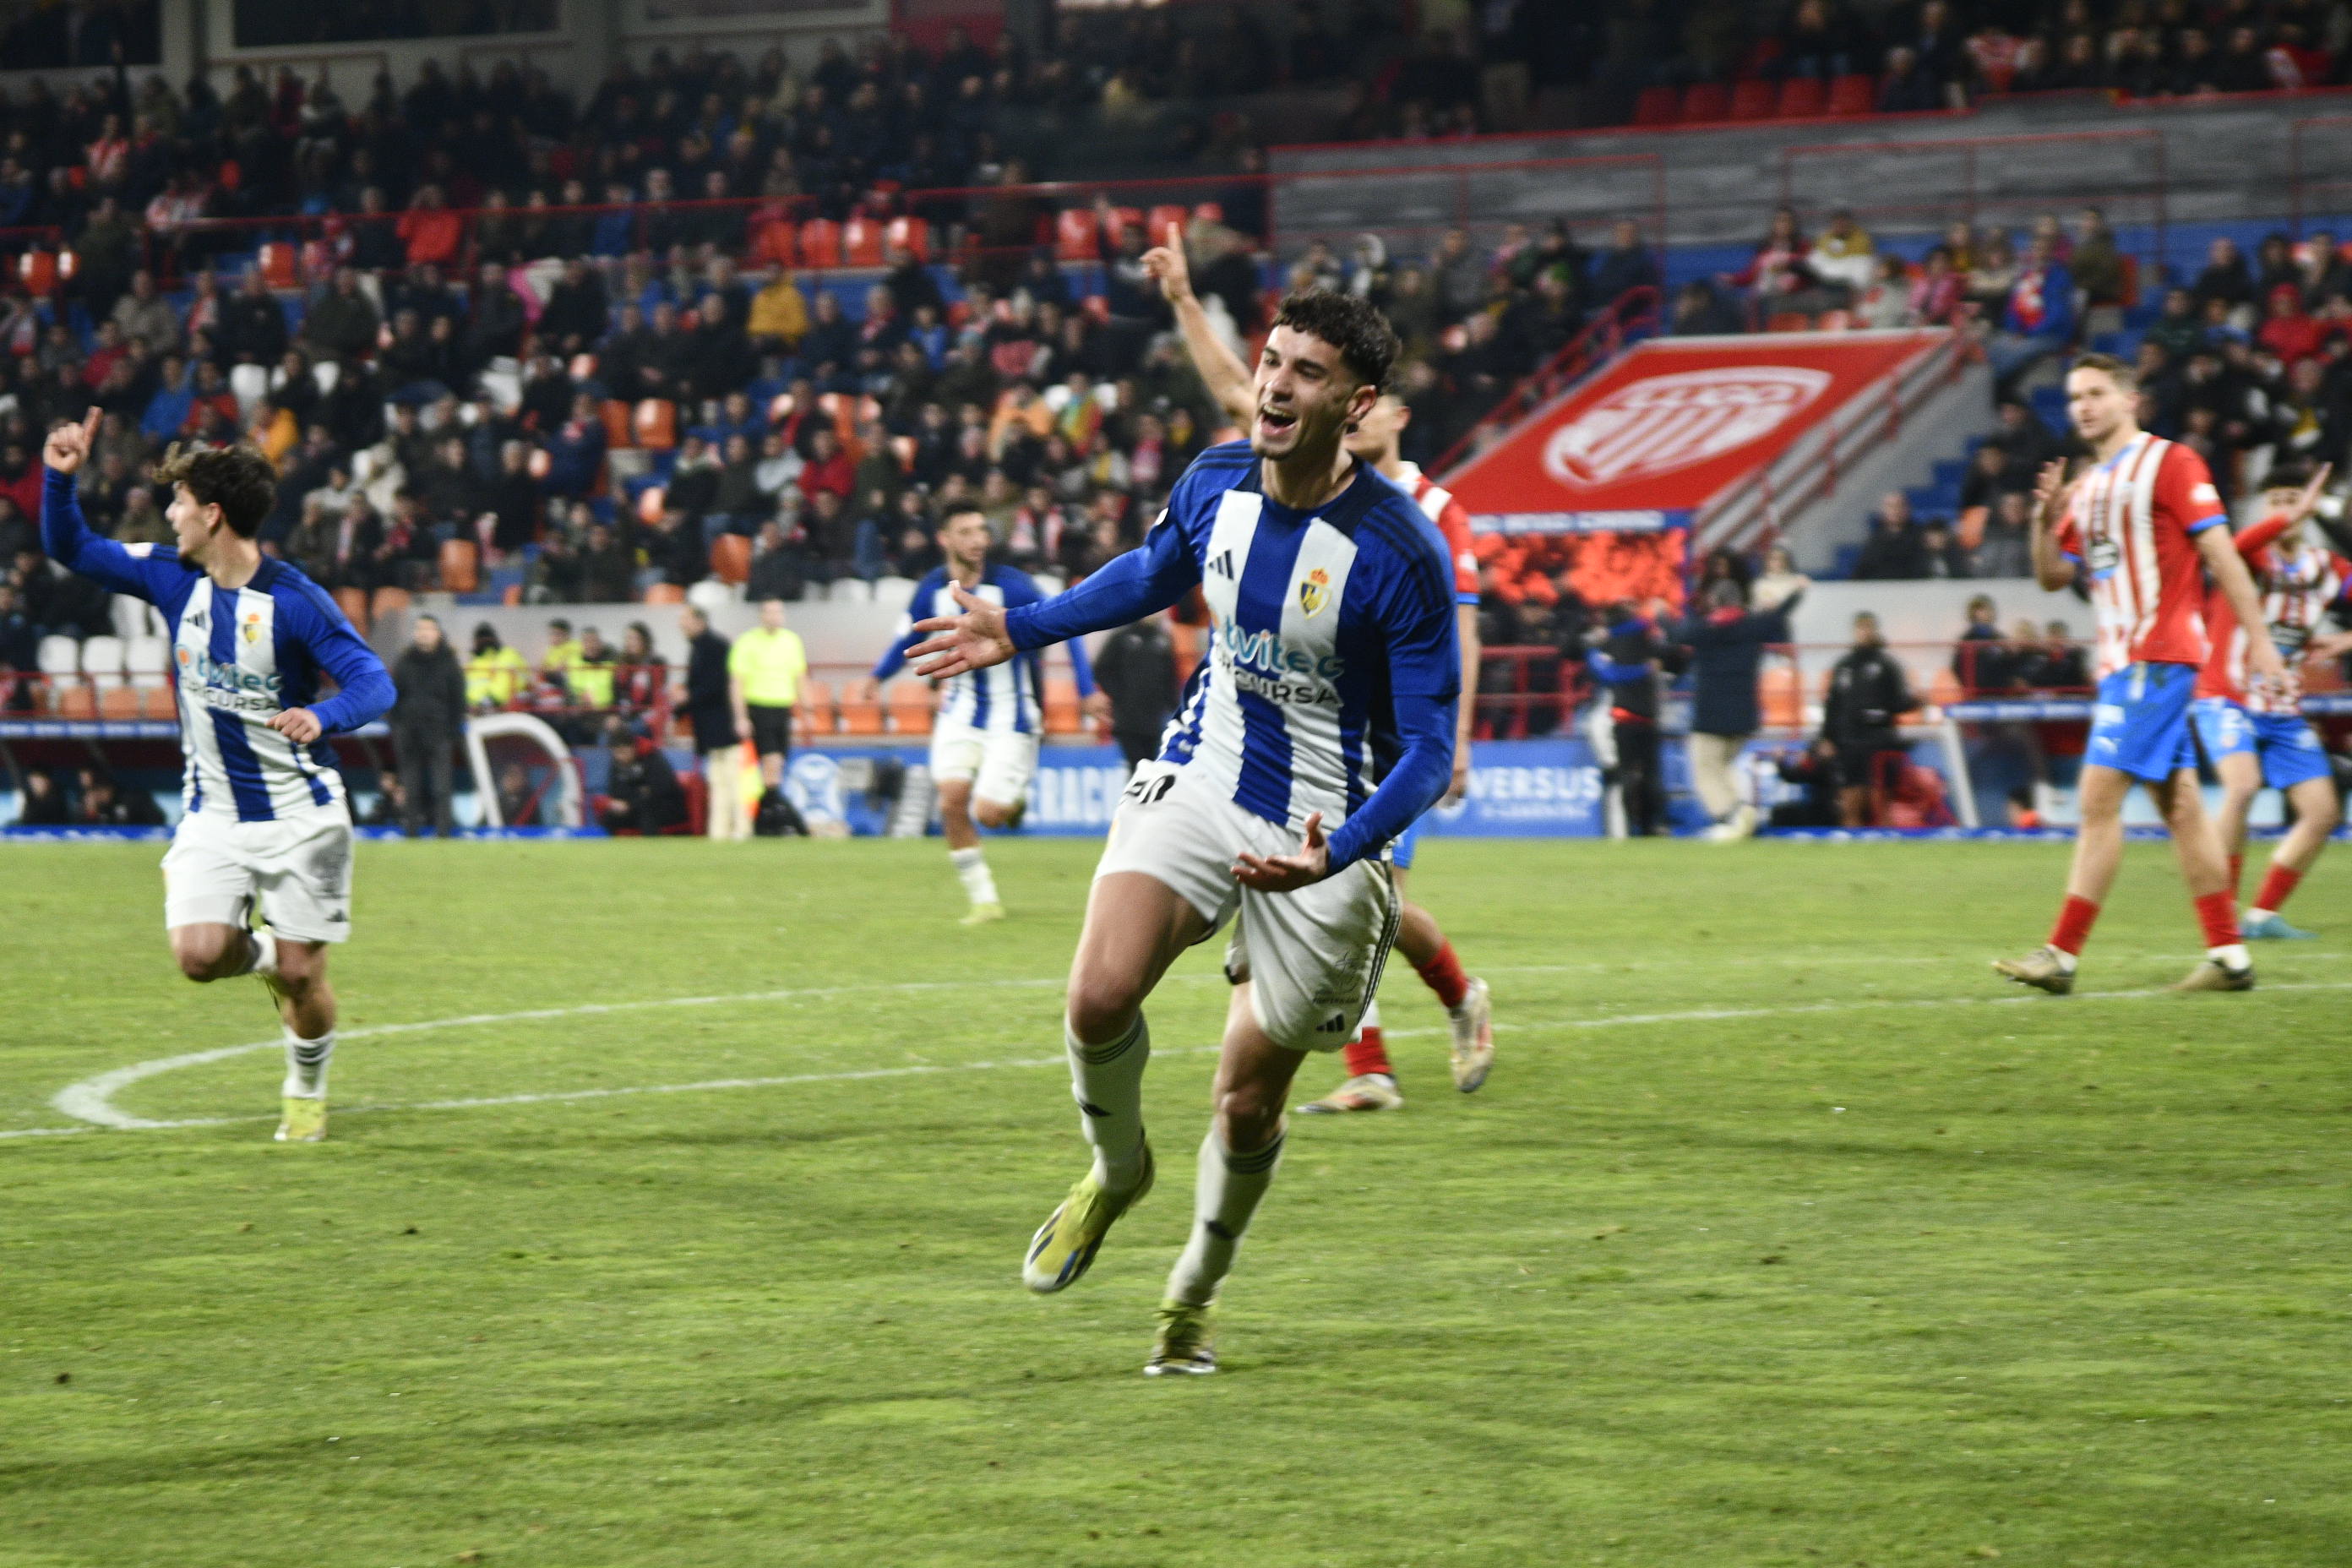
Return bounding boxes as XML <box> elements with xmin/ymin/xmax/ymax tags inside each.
<box><xmin>950</xmin><ymin>846</ymin><xmax>999</xmax><ymax>907</ymax></box>
<box><xmin>235</xmin><ymin>928</ymin><xmax>280</xmax><ymax>978</ymax></box>
<box><xmin>2209</xmin><ymin>943</ymin><xmax>2250</xmax><ymax>969</ymax></box>
<box><xmin>1164</xmin><ymin>1125</ymin><xmax>1285</xmax><ymax>1309</ymax></box>
<box><xmin>1068</xmin><ymin>1014</ymin><xmax>1149</xmax><ymax>1192</ymax></box>
<box><xmin>2247</xmin><ymin>907</ymin><xmax>2277</xmax><ymax>923</ymax></box>
<box><xmin>282</xmin><ymin>1031</ymin><xmax>334</xmax><ymax>1099</ymax></box>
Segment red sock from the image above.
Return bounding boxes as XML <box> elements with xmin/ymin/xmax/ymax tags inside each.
<box><xmin>2048</xmin><ymin>895</ymin><xmax>2100</xmax><ymax>956</ymax></box>
<box><xmin>1413</xmin><ymin>941</ymin><xmax>1470</xmax><ymax>1010</ymax></box>
<box><xmin>2194</xmin><ymin>890</ymin><xmax>2240</xmax><ymax>949</ymax></box>
<box><xmin>2253</xmin><ymin>864</ymin><xmax>2303</xmax><ymax>914</ymax></box>
<box><xmin>2229</xmin><ymin>854</ymin><xmax>2244</xmax><ymax>896</ymax></box>
<box><xmin>1342</xmin><ymin>1027</ymin><xmax>1392</xmax><ymax>1080</ymax></box>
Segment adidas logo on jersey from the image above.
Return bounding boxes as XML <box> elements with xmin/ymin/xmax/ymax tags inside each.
<box><xmin>1315</xmin><ymin>1014</ymin><xmax>1348</xmax><ymax>1034</ymax></box>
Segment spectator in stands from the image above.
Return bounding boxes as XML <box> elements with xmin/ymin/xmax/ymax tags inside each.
<box><xmin>2071</xmin><ymin>208</ymin><xmax>2128</xmax><ymax>319</ymax></box>
<box><xmin>598</xmin><ymin>727</ymin><xmax>687</xmax><ymax>836</ymax></box>
<box><xmin>1854</xmin><ymin>492</ymin><xmax>1925</xmax><ymax>580</ymax></box>
<box><xmin>2257</xmin><ymin>285</ymin><xmax>2334</xmax><ymax>370</ymax></box>
<box><xmin>1587</xmin><ymin>219</ymin><xmax>1660</xmax><ymax>308</ymax></box>
<box><xmin>1752</xmin><ymin>545</ymin><xmax>1807</xmax><ymax>611</ymax></box>
<box><xmin>2029</xmin><ymin>619</ymin><xmax>2089</xmax><ymax>690</ymax></box>
<box><xmin>679</xmin><ymin>606</ymin><xmax>745</xmax><ymax>842</ymax></box>
<box><xmin>578</xmin><ymin>523</ymin><xmax>636</xmax><ymax>604</ymax></box>
<box><xmin>1823</xmin><ymin>612</ymin><xmax>1916</xmax><ymax>827</ymax></box>
<box><xmin>1671</xmin><ymin>574</ymin><xmax>1804</xmax><ymax>841</ymax></box>
<box><xmin>389</xmin><ymin>614</ymin><xmax>466</xmax><ymax>838</ymax></box>
<box><xmin>1915</xmin><ymin>520</ymin><xmax>1970</xmax><ymax>579</ymax></box>
<box><xmin>747</xmin><ymin>520</ymin><xmax>803</xmax><ymax>602</ymax></box>
<box><xmin>1988</xmin><ymin>232</ymin><xmax>2075</xmax><ymax>387</ymax></box>
<box><xmin>110</xmin><ymin>270</ymin><xmax>178</xmax><ymax>356</ymax></box>
<box><xmin>730</xmin><ymin>597</ymin><xmax>808</xmax><ymax>827</ymax></box>
<box><xmin>1807</xmin><ymin>210</ymin><xmax>1878</xmax><ymax>301</ymax></box>
<box><xmin>1855</xmin><ymin>253</ymin><xmax>1915</xmax><ymax>329</ymax></box>
<box><xmin>1971</xmin><ymin>490</ymin><xmax>2036</xmax><ymax>578</ymax></box>
<box><xmin>302</xmin><ymin>268</ymin><xmax>381</xmax><ymax>366</ymax></box>
<box><xmin>1877</xmin><ymin>44</ymin><xmax>1946</xmax><ymax>112</ymax></box>
<box><xmin>1907</xmin><ymin>246</ymin><xmax>1963</xmax><ymax>325</ymax></box>
<box><xmin>1733</xmin><ymin>206</ymin><xmax>1818</xmax><ymax>312</ymax></box>
<box><xmin>2194</xmin><ymin>236</ymin><xmax>2257</xmax><ymax>329</ymax></box>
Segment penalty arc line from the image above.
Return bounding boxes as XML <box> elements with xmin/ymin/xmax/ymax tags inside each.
<box><xmin>14</xmin><ymin>975</ymin><xmax>2352</xmax><ymax>1142</ymax></box>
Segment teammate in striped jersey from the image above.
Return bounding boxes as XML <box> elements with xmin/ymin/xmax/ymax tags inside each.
<box><xmin>1142</xmin><ymin>229</ymin><xmax>1493</xmax><ymax>1116</ymax></box>
<box><xmin>41</xmin><ymin>411</ymin><xmax>393</xmax><ymax>1141</ymax></box>
<box><xmin>908</xmin><ymin>291</ymin><xmax>1458</xmax><ymax>1374</ymax></box>
<box><xmin>1995</xmin><ymin>356</ymin><xmax>2287</xmax><ymax>995</ymax></box>
<box><xmin>865</xmin><ymin>506</ymin><xmax>1093</xmax><ymax>924</ymax></box>
<box><xmin>2191</xmin><ymin>460</ymin><xmax>2348</xmax><ymax>940</ymax></box>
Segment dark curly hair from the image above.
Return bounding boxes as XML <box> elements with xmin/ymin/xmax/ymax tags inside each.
<box><xmin>1270</xmin><ymin>289</ymin><xmax>1401</xmax><ymax>395</ymax></box>
<box><xmin>151</xmin><ymin>442</ymin><xmax>276</xmax><ymax>539</ymax></box>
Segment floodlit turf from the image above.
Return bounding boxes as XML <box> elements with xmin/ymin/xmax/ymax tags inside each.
<box><xmin>3</xmin><ymin>835</ymin><xmax>2350</xmax><ymax>1567</ymax></box>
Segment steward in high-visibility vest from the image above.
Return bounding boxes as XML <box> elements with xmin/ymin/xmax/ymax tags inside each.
<box><xmin>466</xmin><ymin>624</ymin><xmax>529</xmax><ymax>708</ymax></box>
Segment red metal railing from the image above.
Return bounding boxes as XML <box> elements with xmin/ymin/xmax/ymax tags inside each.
<box><xmin>1431</xmin><ymin>284</ymin><xmax>1661</xmax><ymax>478</ymax></box>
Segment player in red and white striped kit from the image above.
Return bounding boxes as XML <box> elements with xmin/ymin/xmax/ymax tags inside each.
<box><xmin>1995</xmin><ymin>355</ymin><xmax>2287</xmax><ymax>994</ymax></box>
<box><xmin>2192</xmin><ymin>459</ymin><xmax>2349</xmax><ymax>940</ymax></box>
<box><xmin>1142</xmin><ymin>229</ymin><xmax>1494</xmax><ymax>1112</ymax></box>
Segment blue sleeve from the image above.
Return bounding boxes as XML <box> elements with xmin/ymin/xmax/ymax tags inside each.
<box><xmin>287</xmin><ymin>581</ymin><xmax>395</xmax><ymax>732</ymax></box>
<box><xmin>871</xmin><ymin>570</ymin><xmax>943</xmax><ymax>681</ymax></box>
<box><xmin>1004</xmin><ymin>516</ymin><xmax>1200</xmax><ymax>650</ymax></box>
<box><xmin>41</xmin><ymin>469</ymin><xmax>187</xmax><ymax>605</ymax></box>
<box><xmin>1326</xmin><ymin>537</ymin><xmax>1459</xmax><ymax>872</ymax></box>
<box><xmin>1326</xmin><ymin>693</ymin><xmax>1453</xmax><ymax>874</ymax></box>
<box><xmin>1585</xmin><ymin>646</ymin><xmax>1650</xmax><ymax>685</ymax></box>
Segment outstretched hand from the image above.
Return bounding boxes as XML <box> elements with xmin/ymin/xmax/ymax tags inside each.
<box><xmin>1232</xmin><ymin>812</ymin><xmax>1329</xmax><ymax>892</ymax></box>
<box><xmin>1141</xmin><ymin>220</ymin><xmax>1194</xmax><ymax>304</ymax></box>
<box><xmin>908</xmin><ymin>582</ymin><xmax>1016</xmax><ymax>680</ymax></box>
<box><xmin>42</xmin><ymin>407</ymin><xmax>101</xmax><ymax>476</ymax></box>
<box><xmin>2030</xmin><ymin>458</ymin><xmax>2074</xmax><ymax>526</ymax></box>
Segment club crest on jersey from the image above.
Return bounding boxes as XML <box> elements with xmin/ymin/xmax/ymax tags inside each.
<box><xmin>1297</xmin><ymin>567</ymin><xmax>1331</xmax><ymax>618</ymax></box>
<box><xmin>242</xmin><ymin>611</ymin><xmax>263</xmax><ymax>644</ymax></box>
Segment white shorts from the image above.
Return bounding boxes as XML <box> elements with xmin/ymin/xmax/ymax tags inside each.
<box><xmin>930</xmin><ymin>719</ymin><xmax>1039</xmax><ymax>808</ymax></box>
<box><xmin>1093</xmin><ymin>761</ymin><xmax>1398</xmax><ymax>1054</ymax></box>
<box><xmin>161</xmin><ymin>808</ymin><xmax>355</xmax><ymax>944</ymax></box>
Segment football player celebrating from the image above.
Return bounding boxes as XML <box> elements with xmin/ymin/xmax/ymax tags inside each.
<box><xmin>1995</xmin><ymin>357</ymin><xmax>2287</xmax><ymax>994</ymax></box>
<box><xmin>41</xmin><ymin>410</ymin><xmax>392</xmax><ymax>1140</ymax></box>
<box><xmin>1143</xmin><ymin>226</ymin><xmax>1493</xmax><ymax>1113</ymax></box>
<box><xmin>909</xmin><ymin>292</ymin><xmax>1458</xmax><ymax>1374</ymax></box>
<box><xmin>2192</xmin><ymin>459</ymin><xmax>2346</xmax><ymax>939</ymax></box>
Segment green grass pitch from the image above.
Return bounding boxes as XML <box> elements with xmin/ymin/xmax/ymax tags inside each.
<box><xmin>3</xmin><ymin>836</ymin><xmax>2349</xmax><ymax>1567</ymax></box>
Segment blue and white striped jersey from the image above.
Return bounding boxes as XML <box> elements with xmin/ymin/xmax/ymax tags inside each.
<box><xmin>873</xmin><ymin>564</ymin><xmax>1091</xmax><ymax>732</ymax></box>
<box><xmin>42</xmin><ymin>471</ymin><xmax>395</xmax><ymax>824</ymax></box>
<box><xmin>1005</xmin><ymin>441</ymin><xmax>1459</xmax><ymax>872</ymax></box>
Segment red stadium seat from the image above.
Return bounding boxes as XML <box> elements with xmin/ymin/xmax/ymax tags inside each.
<box><xmin>1147</xmin><ymin>204</ymin><xmax>1190</xmax><ymax>245</ymax></box>
<box><xmin>1765</xmin><ymin>310</ymin><xmax>1812</xmax><ymax>333</ymax></box>
<box><xmin>1816</xmin><ymin>308</ymin><xmax>1853</xmax><ymax>330</ymax></box>
<box><xmin>798</xmin><ymin>219</ymin><xmax>842</xmax><ymax>269</ymax></box>
<box><xmin>18</xmin><ymin>250</ymin><xmax>57</xmax><ymax>294</ymax></box>
<box><xmin>259</xmin><ymin>242</ymin><xmax>298</xmax><ymax>290</ymax></box>
<box><xmin>601</xmin><ymin>399</ymin><xmax>635</xmax><ymax>450</ymax></box>
<box><xmin>1633</xmin><ymin>85</ymin><xmax>1679</xmax><ymax>125</ymax></box>
<box><xmin>885</xmin><ymin>215</ymin><xmax>929</xmax><ymax>260</ymax></box>
<box><xmin>1108</xmin><ymin>206</ymin><xmax>1145</xmax><ymax>246</ymax></box>
<box><xmin>710</xmin><ymin>533</ymin><xmax>750</xmax><ymax>585</ymax></box>
<box><xmin>1680</xmin><ymin>83</ymin><xmax>1730</xmax><ymax>122</ymax></box>
<box><xmin>1777</xmin><ymin>77</ymin><xmax>1826</xmax><ymax>117</ymax></box>
<box><xmin>1827</xmin><ymin>74</ymin><xmax>1876</xmax><ymax>114</ymax></box>
<box><xmin>841</xmin><ymin>215</ymin><xmax>885</xmax><ymax>267</ymax></box>
<box><xmin>1055</xmin><ymin>207</ymin><xmax>1098</xmax><ymax>262</ymax></box>
<box><xmin>2116</xmin><ymin>253</ymin><xmax>2142</xmax><ymax>308</ymax></box>
<box><xmin>1190</xmin><ymin>201</ymin><xmax>1223</xmax><ymax>226</ymax></box>
<box><xmin>751</xmin><ymin>217</ymin><xmax>797</xmax><ymax>268</ymax></box>
<box><xmin>1730</xmin><ymin>79</ymin><xmax>1778</xmax><ymax>120</ymax></box>
<box><xmin>633</xmin><ymin>399</ymin><xmax>678</xmax><ymax>450</ymax></box>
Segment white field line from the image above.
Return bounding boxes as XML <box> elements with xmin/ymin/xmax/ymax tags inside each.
<box><xmin>12</xmin><ymin>970</ymin><xmax>2352</xmax><ymax>1143</ymax></box>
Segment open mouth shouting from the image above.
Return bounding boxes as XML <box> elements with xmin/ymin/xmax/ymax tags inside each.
<box><xmin>1255</xmin><ymin>403</ymin><xmax>1299</xmax><ymax>445</ymax></box>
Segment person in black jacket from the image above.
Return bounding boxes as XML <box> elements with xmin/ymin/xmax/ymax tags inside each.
<box><xmin>389</xmin><ymin>614</ymin><xmax>467</xmax><ymax>836</ymax></box>
<box><xmin>74</xmin><ymin>766</ymin><xmax>166</xmax><ymax>827</ymax></box>
<box><xmin>1584</xmin><ymin>605</ymin><xmax>1682</xmax><ymax>837</ymax></box>
<box><xmin>1089</xmin><ymin>615</ymin><xmax>1181</xmax><ymax>770</ymax></box>
<box><xmin>1821</xmin><ymin>612</ymin><xmax>1917</xmax><ymax>827</ymax></box>
<box><xmin>1669</xmin><ymin>575</ymin><xmax>1804</xmax><ymax>840</ymax></box>
<box><xmin>681</xmin><ymin>605</ymin><xmax>745</xmax><ymax>841</ymax></box>
<box><xmin>599</xmin><ymin>729</ymin><xmax>687</xmax><ymax>836</ymax></box>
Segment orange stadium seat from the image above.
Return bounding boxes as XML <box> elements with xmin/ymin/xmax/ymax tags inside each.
<box><xmin>798</xmin><ymin>218</ymin><xmax>842</xmax><ymax>269</ymax></box>
<box><xmin>1055</xmin><ymin>206</ymin><xmax>1098</xmax><ymax>262</ymax></box>
<box><xmin>438</xmin><ymin>539</ymin><xmax>480</xmax><ymax>595</ymax></box>
<box><xmin>1759</xmin><ymin>666</ymin><xmax>1803</xmax><ymax>729</ymax></box>
<box><xmin>1928</xmin><ymin>669</ymin><xmax>1964</xmax><ymax>710</ymax></box>
<box><xmin>370</xmin><ymin>585</ymin><xmax>411</xmax><ymax>621</ymax></box>
<box><xmin>56</xmin><ymin>683</ymin><xmax>96</xmax><ymax>719</ymax></box>
<box><xmin>837</xmin><ymin>681</ymin><xmax>885</xmax><ymax>735</ymax></box>
<box><xmin>797</xmin><ymin>678</ymin><xmax>836</xmax><ymax>736</ymax></box>
<box><xmin>1766</xmin><ymin>311</ymin><xmax>1812</xmax><ymax>333</ymax></box>
<box><xmin>1827</xmin><ymin>74</ymin><xmax>1876</xmax><ymax>114</ymax></box>
<box><xmin>1730</xmin><ymin>79</ymin><xmax>1778</xmax><ymax>120</ymax></box>
<box><xmin>1680</xmin><ymin>82</ymin><xmax>1730</xmax><ymax>122</ymax></box>
<box><xmin>1777</xmin><ymin>77</ymin><xmax>1826</xmax><ymax>117</ymax></box>
<box><xmin>885</xmin><ymin>215</ymin><xmax>929</xmax><ymax>260</ymax></box>
<box><xmin>887</xmin><ymin>680</ymin><xmax>934</xmax><ymax>736</ymax></box>
<box><xmin>141</xmin><ymin>685</ymin><xmax>177</xmax><ymax>720</ymax></box>
<box><xmin>100</xmin><ymin>684</ymin><xmax>142</xmax><ymax>719</ymax></box>
<box><xmin>634</xmin><ymin>399</ymin><xmax>678</xmax><ymax>449</ymax></box>
<box><xmin>335</xmin><ymin>586</ymin><xmax>370</xmax><ymax>631</ymax></box>
<box><xmin>643</xmin><ymin>583</ymin><xmax>685</xmax><ymax>605</ymax></box>
<box><xmin>601</xmin><ymin>399</ymin><xmax>634</xmax><ymax>449</ymax></box>
<box><xmin>710</xmin><ymin>533</ymin><xmax>751</xmax><ymax>585</ymax></box>
<box><xmin>841</xmin><ymin>215</ymin><xmax>885</xmax><ymax>267</ymax></box>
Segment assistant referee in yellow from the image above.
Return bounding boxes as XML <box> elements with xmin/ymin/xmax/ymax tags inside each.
<box><xmin>729</xmin><ymin>597</ymin><xmax>809</xmax><ymax>815</ymax></box>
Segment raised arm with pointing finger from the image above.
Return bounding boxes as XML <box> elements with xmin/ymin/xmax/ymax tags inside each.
<box><xmin>1141</xmin><ymin>224</ymin><xmax>1255</xmax><ymax>430</ymax></box>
